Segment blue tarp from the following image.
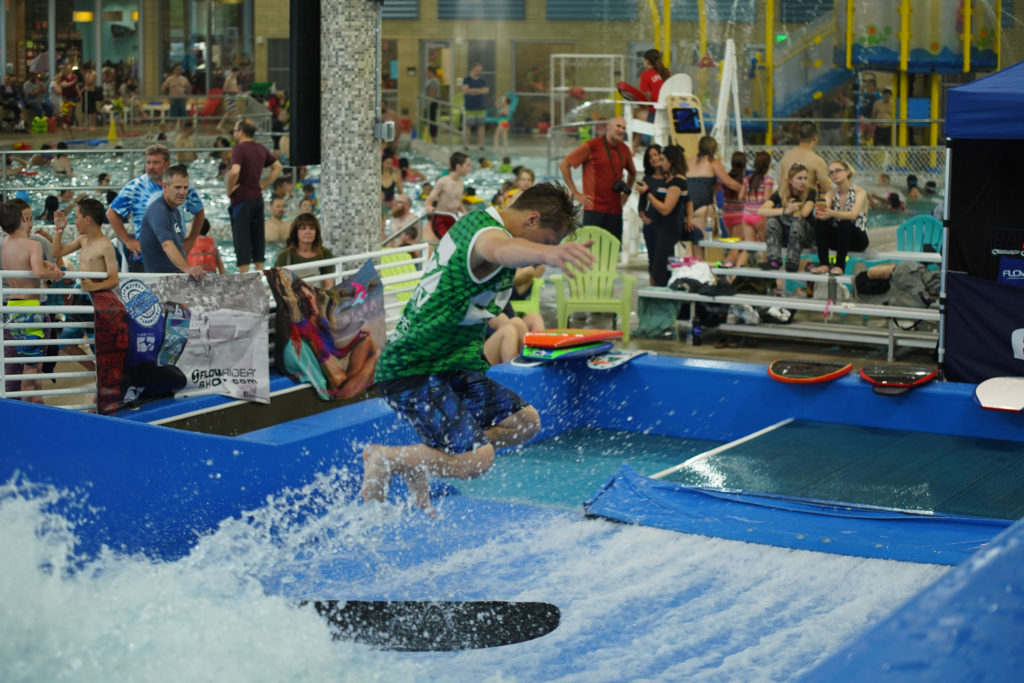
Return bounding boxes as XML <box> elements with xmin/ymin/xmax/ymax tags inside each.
<box><xmin>584</xmin><ymin>464</ymin><xmax>1011</xmax><ymax>566</ymax></box>
<box><xmin>946</xmin><ymin>60</ymin><xmax>1024</xmax><ymax>139</ymax></box>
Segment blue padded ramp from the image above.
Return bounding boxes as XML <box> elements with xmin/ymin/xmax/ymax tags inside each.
<box><xmin>584</xmin><ymin>465</ymin><xmax>1010</xmax><ymax>565</ymax></box>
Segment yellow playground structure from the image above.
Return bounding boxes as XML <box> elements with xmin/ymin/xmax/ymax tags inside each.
<box><xmin>640</xmin><ymin>0</ymin><xmax>1003</xmax><ymax>145</ymax></box>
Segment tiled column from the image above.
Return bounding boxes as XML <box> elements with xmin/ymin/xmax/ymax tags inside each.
<box><xmin>319</xmin><ymin>0</ymin><xmax>380</xmax><ymax>256</ymax></box>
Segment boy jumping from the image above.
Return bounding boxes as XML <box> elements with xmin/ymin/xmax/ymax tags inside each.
<box><xmin>361</xmin><ymin>183</ymin><xmax>595</xmax><ymax>513</ymax></box>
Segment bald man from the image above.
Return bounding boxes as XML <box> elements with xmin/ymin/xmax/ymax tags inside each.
<box><xmin>558</xmin><ymin>116</ymin><xmax>636</xmax><ymax>242</ymax></box>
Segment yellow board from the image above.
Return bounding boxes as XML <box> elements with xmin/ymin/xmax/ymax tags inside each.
<box><xmin>665</xmin><ymin>94</ymin><xmax>704</xmax><ymax>160</ymax></box>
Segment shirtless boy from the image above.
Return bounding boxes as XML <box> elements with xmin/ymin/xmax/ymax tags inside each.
<box><xmin>51</xmin><ymin>198</ymin><xmax>120</xmax><ymax>381</ymax></box>
<box><xmin>424</xmin><ymin>152</ymin><xmax>471</xmax><ymax>247</ymax></box>
<box><xmin>52</xmin><ymin>198</ymin><xmax>119</xmax><ymax>294</ymax></box>
<box><xmin>1</xmin><ymin>200</ymin><xmax>63</xmax><ymax>403</ymax></box>
<box><xmin>360</xmin><ymin>183</ymin><xmax>595</xmax><ymax>514</ymax></box>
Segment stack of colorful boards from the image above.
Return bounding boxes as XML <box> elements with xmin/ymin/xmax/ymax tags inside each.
<box><xmin>520</xmin><ymin>329</ymin><xmax>622</xmax><ymax>362</ymax></box>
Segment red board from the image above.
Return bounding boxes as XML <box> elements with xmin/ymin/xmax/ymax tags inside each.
<box><xmin>616</xmin><ymin>81</ymin><xmax>646</xmax><ymax>102</ymax></box>
<box><xmin>858</xmin><ymin>365</ymin><xmax>938</xmax><ymax>395</ymax></box>
<box><xmin>523</xmin><ymin>328</ymin><xmax>623</xmax><ymax>349</ymax></box>
<box><xmin>768</xmin><ymin>359</ymin><xmax>853</xmax><ymax>384</ymax></box>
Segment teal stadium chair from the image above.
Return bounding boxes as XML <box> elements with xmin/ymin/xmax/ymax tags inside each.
<box><xmin>896</xmin><ymin>214</ymin><xmax>943</xmax><ymax>253</ymax></box>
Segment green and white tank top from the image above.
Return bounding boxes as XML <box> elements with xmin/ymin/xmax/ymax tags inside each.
<box><xmin>375</xmin><ymin>207</ymin><xmax>515</xmax><ymax>381</ymax></box>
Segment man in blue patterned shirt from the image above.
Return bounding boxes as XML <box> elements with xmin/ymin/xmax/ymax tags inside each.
<box><xmin>106</xmin><ymin>144</ymin><xmax>206</xmax><ymax>272</ymax></box>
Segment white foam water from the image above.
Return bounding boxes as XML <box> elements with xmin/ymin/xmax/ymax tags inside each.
<box><xmin>1</xmin><ymin>472</ymin><xmax>947</xmax><ymax>682</ymax></box>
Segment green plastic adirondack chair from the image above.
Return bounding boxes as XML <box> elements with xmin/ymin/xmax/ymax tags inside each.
<box><xmin>509</xmin><ymin>277</ymin><xmax>545</xmax><ymax>317</ymax></box>
<box><xmin>548</xmin><ymin>226</ymin><xmax>636</xmax><ymax>342</ymax></box>
<box><xmin>896</xmin><ymin>214</ymin><xmax>943</xmax><ymax>253</ymax></box>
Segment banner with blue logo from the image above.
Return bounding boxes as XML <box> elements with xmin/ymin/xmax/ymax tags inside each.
<box><xmin>105</xmin><ymin>274</ymin><xmax>270</xmax><ymax>411</ymax></box>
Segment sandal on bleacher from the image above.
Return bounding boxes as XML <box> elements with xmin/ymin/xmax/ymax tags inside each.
<box><xmin>830</xmin><ymin>266</ymin><xmax>844</xmax><ymax>275</ymax></box>
<box><xmin>809</xmin><ymin>264</ymin><xmax>830</xmax><ymax>274</ymax></box>
<box><xmin>721</xmin><ymin>261</ymin><xmax>735</xmax><ymax>268</ymax></box>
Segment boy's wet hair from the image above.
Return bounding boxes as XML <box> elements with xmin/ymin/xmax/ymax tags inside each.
<box><xmin>8</xmin><ymin>198</ymin><xmax>30</xmax><ymax>215</ymax></box>
<box><xmin>449</xmin><ymin>152</ymin><xmax>470</xmax><ymax>170</ymax></box>
<box><xmin>510</xmin><ymin>182</ymin><xmax>580</xmax><ymax>238</ymax></box>
<box><xmin>76</xmin><ymin>197</ymin><xmax>106</xmax><ymax>226</ymax></box>
<box><xmin>0</xmin><ymin>201</ymin><xmax>24</xmax><ymax>234</ymax></box>
<box><xmin>797</xmin><ymin>121</ymin><xmax>818</xmax><ymax>142</ymax></box>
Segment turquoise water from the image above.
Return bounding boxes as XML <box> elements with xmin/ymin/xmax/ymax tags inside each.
<box><xmin>449</xmin><ymin>427</ymin><xmax>719</xmax><ymax>507</ymax></box>
<box><xmin>451</xmin><ymin>422</ymin><xmax>1024</xmax><ymax>520</ymax></box>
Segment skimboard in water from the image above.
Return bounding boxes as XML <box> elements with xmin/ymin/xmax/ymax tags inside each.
<box><xmin>523</xmin><ymin>328</ymin><xmax>623</xmax><ymax>349</ymax></box>
<box><xmin>308</xmin><ymin>600</ymin><xmax>560</xmax><ymax>651</ymax></box>
<box><xmin>768</xmin><ymin>359</ymin><xmax>853</xmax><ymax>384</ymax></box>
<box><xmin>587</xmin><ymin>349</ymin><xmax>649</xmax><ymax>370</ymax></box>
<box><xmin>521</xmin><ymin>340</ymin><xmax>615</xmax><ymax>362</ymax></box>
<box><xmin>859</xmin><ymin>365</ymin><xmax>938</xmax><ymax>395</ymax></box>
<box><xmin>973</xmin><ymin>377</ymin><xmax>1024</xmax><ymax>412</ymax></box>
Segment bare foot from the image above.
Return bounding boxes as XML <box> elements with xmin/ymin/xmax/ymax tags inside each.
<box><xmin>810</xmin><ymin>264</ymin><xmax>830</xmax><ymax>274</ymax></box>
<box><xmin>360</xmin><ymin>446</ymin><xmax>391</xmax><ymax>503</ymax></box>
<box><xmin>404</xmin><ymin>467</ymin><xmax>436</xmax><ymax>517</ymax></box>
<box><xmin>830</xmin><ymin>266</ymin><xmax>844</xmax><ymax>275</ymax></box>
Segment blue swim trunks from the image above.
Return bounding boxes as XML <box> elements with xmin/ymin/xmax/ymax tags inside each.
<box><xmin>376</xmin><ymin>370</ymin><xmax>528</xmax><ymax>455</ymax></box>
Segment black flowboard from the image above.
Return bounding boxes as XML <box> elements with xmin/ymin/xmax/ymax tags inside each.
<box><xmin>307</xmin><ymin>600</ymin><xmax>561</xmax><ymax>651</ymax></box>
<box><xmin>768</xmin><ymin>359</ymin><xmax>853</xmax><ymax>384</ymax></box>
<box><xmin>859</xmin><ymin>365</ymin><xmax>938</xmax><ymax>395</ymax></box>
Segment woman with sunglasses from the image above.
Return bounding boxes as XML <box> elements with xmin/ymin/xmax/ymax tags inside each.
<box><xmin>810</xmin><ymin>160</ymin><xmax>869</xmax><ymax>274</ymax></box>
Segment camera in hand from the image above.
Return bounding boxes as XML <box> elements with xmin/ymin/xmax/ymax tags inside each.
<box><xmin>612</xmin><ymin>180</ymin><xmax>630</xmax><ymax>194</ymax></box>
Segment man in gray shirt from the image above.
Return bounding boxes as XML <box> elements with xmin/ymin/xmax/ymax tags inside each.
<box><xmin>139</xmin><ymin>165</ymin><xmax>206</xmax><ymax>279</ymax></box>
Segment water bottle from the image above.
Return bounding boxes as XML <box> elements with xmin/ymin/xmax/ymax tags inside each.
<box><xmin>692</xmin><ymin>323</ymin><xmax>703</xmax><ymax>346</ymax></box>
<box><xmin>705</xmin><ymin>213</ymin><xmax>715</xmax><ymax>242</ymax></box>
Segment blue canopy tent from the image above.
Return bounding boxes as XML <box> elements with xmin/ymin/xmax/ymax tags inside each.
<box><xmin>941</xmin><ymin>61</ymin><xmax>1024</xmax><ymax>383</ymax></box>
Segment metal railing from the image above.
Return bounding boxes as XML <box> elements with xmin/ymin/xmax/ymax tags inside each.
<box><xmin>125</xmin><ymin>93</ymin><xmax>273</xmax><ymax>131</ymax></box>
<box><xmin>0</xmin><ymin>142</ymin><xmax>282</xmax><ymax>199</ymax></box>
<box><xmin>415</xmin><ymin>94</ymin><xmax>467</xmax><ymax>151</ymax></box>
<box><xmin>1</xmin><ymin>243</ymin><xmax>426</xmax><ymax>410</ymax></box>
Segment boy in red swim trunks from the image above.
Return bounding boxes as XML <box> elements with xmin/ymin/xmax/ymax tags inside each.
<box><xmin>424</xmin><ymin>152</ymin><xmax>472</xmax><ymax>253</ymax></box>
<box><xmin>361</xmin><ymin>183</ymin><xmax>595</xmax><ymax>514</ymax></box>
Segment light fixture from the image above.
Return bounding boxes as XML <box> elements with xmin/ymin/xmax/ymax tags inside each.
<box><xmin>73</xmin><ymin>11</ymin><xmax>95</xmax><ymax>22</ymax></box>
<box><xmin>131</xmin><ymin>11</ymin><xmax>139</xmax><ymax>21</ymax></box>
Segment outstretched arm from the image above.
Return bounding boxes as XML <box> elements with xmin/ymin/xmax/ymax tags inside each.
<box><xmin>472</xmin><ymin>230</ymin><xmax>595</xmax><ymax>276</ymax></box>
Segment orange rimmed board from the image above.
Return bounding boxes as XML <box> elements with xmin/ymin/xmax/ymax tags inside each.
<box><xmin>768</xmin><ymin>360</ymin><xmax>853</xmax><ymax>384</ymax></box>
<box><xmin>523</xmin><ymin>329</ymin><xmax>623</xmax><ymax>350</ymax></box>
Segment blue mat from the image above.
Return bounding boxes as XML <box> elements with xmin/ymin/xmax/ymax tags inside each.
<box><xmin>584</xmin><ymin>464</ymin><xmax>1010</xmax><ymax>565</ymax></box>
